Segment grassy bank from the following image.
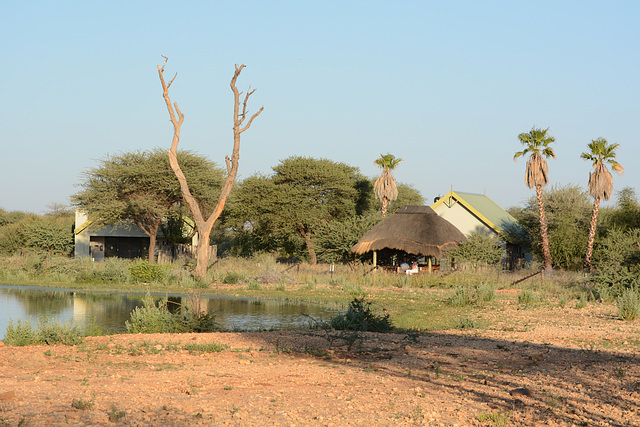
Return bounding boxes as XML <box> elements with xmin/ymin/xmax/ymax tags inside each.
<box><xmin>3</xmin><ymin>252</ymin><xmax>632</xmax><ymax>333</ymax></box>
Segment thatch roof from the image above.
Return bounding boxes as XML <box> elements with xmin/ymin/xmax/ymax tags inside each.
<box><xmin>350</xmin><ymin>205</ymin><xmax>467</xmax><ymax>258</ymax></box>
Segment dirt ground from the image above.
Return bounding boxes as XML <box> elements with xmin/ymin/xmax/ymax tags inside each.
<box><xmin>1</xmin><ymin>295</ymin><xmax>639</xmax><ymax>426</ymax></box>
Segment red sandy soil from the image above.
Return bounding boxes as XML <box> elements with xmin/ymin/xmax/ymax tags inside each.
<box><xmin>1</xmin><ymin>297</ymin><xmax>639</xmax><ymax>426</ymax></box>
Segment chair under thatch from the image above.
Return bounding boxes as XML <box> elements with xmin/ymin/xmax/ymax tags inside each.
<box><xmin>350</xmin><ymin>205</ymin><xmax>467</xmax><ymax>258</ymax></box>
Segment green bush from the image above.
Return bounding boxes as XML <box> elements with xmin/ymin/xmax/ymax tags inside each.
<box><xmin>247</xmin><ymin>280</ymin><xmax>261</xmax><ymax>290</ymax></box>
<box><xmin>448</xmin><ymin>283</ymin><xmax>495</xmax><ymax>307</ymax></box>
<box><xmin>454</xmin><ymin>317</ymin><xmax>478</xmax><ymax>330</ymax></box>
<box><xmin>330</xmin><ymin>297</ymin><xmax>393</xmax><ymax>332</ymax></box>
<box><xmin>125</xmin><ymin>294</ymin><xmax>220</xmax><ymax>334</ymax></box>
<box><xmin>125</xmin><ymin>296</ymin><xmax>182</xmax><ymax>333</ymax></box>
<box><xmin>75</xmin><ymin>258</ymin><xmax>131</xmax><ymax>284</ymax></box>
<box><xmin>3</xmin><ymin>316</ymin><xmax>84</xmax><ymax>346</ymax></box>
<box><xmin>37</xmin><ymin>316</ymin><xmax>84</xmax><ymax>345</ymax></box>
<box><xmin>129</xmin><ymin>260</ymin><xmax>165</xmax><ymax>283</ymax></box>
<box><xmin>222</xmin><ymin>271</ymin><xmax>243</xmax><ymax>284</ymax></box>
<box><xmin>617</xmin><ymin>288</ymin><xmax>640</xmax><ymax>321</ymax></box>
<box><xmin>3</xmin><ymin>318</ymin><xmax>37</xmax><ymax>346</ymax></box>
<box><xmin>447</xmin><ymin>233</ymin><xmax>503</xmax><ymax>268</ymax></box>
<box><xmin>518</xmin><ymin>289</ymin><xmax>538</xmax><ymax>305</ymax></box>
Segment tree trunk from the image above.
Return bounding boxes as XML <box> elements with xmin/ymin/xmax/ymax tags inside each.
<box><xmin>381</xmin><ymin>197</ymin><xmax>389</xmax><ymax>217</ymax></box>
<box><xmin>135</xmin><ymin>219</ymin><xmax>161</xmax><ymax>264</ymax></box>
<box><xmin>300</xmin><ymin>227</ymin><xmax>317</xmax><ymax>265</ymax></box>
<box><xmin>148</xmin><ymin>231</ymin><xmax>157</xmax><ymax>264</ymax></box>
<box><xmin>194</xmin><ymin>228</ymin><xmax>212</xmax><ymax>280</ymax></box>
<box><xmin>536</xmin><ymin>185</ymin><xmax>553</xmax><ymax>272</ymax></box>
<box><xmin>584</xmin><ymin>196</ymin><xmax>600</xmax><ymax>272</ymax></box>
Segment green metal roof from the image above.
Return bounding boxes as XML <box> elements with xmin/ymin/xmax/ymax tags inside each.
<box><xmin>431</xmin><ymin>190</ymin><xmax>524</xmax><ymax>240</ymax></box>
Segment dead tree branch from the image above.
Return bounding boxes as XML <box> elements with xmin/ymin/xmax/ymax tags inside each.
<box><xmin>158</xmin><ymin>57</ymin><xmax>263</xmax><ymax>279</ymax></box>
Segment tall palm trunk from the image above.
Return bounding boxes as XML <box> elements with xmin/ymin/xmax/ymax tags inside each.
<box><xmin>584</xmin><ymin>196</ymin><xmax>600</xmax><ymax>272</ymax></box>
<box><xmin>536</xmin><ymin>185</ymin><xmax>553</xmax><ymax>272</ymax></box>
<box><xmin>381</xmin><ymin>196</ymin><xmax>389</xmax><ymax>217</ymax></box>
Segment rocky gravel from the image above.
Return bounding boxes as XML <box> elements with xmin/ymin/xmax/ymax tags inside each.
<box><xmin>1</xmin><ymin>301</ymin><xmax>639</xmax><ymax>426</ymax></box>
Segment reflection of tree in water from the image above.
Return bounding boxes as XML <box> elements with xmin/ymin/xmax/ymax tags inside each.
<box><xmin>206</xmin><ymin>298</ymin><xmax>328</xmax><ymax>316</ymax></box>
<box><xmin>204</xmin><ymin>298</ymin><xmax>334</xmax><ymax>330</ymax></box>
<box><xmin>2</xmin><ymin>288</ymin><xmax>73</xmax><ymax>316</ymax></box>
<box><xmin>2</xmin><ymin>288</ymin><xmax>334</xmax><ymax>332</ymax></box>
<box><xmin>72</xmin><ymin>293</ymin><xmax>147</xmax><ymax>333</ymax></box>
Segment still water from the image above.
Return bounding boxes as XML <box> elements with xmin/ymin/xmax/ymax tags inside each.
<box><xmin>0</xmin><ymin>286</ymin><xmax>336</xmax><ymax>340</ymax></box>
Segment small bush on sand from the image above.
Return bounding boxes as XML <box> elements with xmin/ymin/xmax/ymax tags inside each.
<box><xmin>330</xmin><ymin>297</ymin><xmax>393</xmax><ymax>332</ymax></box>
<box><xmin>448</xmin><ymin>283</ymin><xmax>495</xmax><ymax>307</ymax></box>
<box><xmin>125</xmin><ymin>294</ymin><xmax>220</xmax><ymax>334</ymax></box>
<box><xmin>125</xmin><ymin>295</ymin><xmax>182</xmax><ymax>333</ymax></box>
<box><xmin>4</xmin><ymin>316</ymin><xmax>84</xmax><ymax>346</ymax></box>
<box><xmin>617</xmin><ymin>288</ymin><xmax>640</xmax><ymax>321</ymax></box>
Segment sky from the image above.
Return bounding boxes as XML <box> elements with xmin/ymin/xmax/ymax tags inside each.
<box><xmin>1</xmin><ymin>1</ymin><xmax>638</xmax><ymax>214</ymax></box>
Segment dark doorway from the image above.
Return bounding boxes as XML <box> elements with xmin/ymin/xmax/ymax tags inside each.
<box><xmin>104</xmin><ymin>237</ymin><xmax>149</xmax><ymax>260</ymax></box>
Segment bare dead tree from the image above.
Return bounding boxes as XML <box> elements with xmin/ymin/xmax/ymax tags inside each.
<box><xmin>157</xmin><ymin>56</ymin><xmax>263</xmax><ymax>280</ymax></box>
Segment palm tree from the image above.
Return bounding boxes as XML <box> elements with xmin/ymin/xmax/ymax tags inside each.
<box><xmin>374</xmin><ymin>153</ymin><xmax>403</xmax><ymax>217</ymax></box>
<box><xmin>514</xmin><ymin>127</ymin><xmax>556</xmax><ymax>272</ymax></box>
<box><xmin>581</xmin><ymin>137</ymin><xmax>624</xmax><ymax>271</ymax></box>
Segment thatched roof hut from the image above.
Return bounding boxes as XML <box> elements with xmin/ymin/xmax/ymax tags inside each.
<box><xmin>350</xmin><ymin>205</ymin><xmax>467</xmax><ymax>258</ymax></box>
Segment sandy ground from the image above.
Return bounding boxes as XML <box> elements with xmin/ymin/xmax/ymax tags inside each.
<box><xmin>1</xmin><ymin>298</ymin><xmax>639</xmax><ymax>426</ymax></box>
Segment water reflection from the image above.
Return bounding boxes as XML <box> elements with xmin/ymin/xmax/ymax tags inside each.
<box><xmin>0</xmin><ymin>286</ymin><xmax>334</xmax><ymax>340</ymax></box>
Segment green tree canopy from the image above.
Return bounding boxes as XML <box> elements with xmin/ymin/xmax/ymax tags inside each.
<box><xmin>447</xmin><ymin>233</ymin><xmax>503</xmax><ymax>269</ymax></box>
<box><xmin>604</xmin><ymin>187</ymin><xmax>640</xmax><ymax>231</ymax></box>
<box><xmin>510</xmin><ymin>184</ymin><xmax>591</xmax><ymax>270</ymax></box>
<box><xmin>72</xmin><ymin>149</ymin><xmax>223</xmax><ymax>263</ymax></box>
<box><xmin>0</xmin><ymin>211</ymin><xmax>74</xmax><ymax>256</ymax></box>
<box><xmin>226</xmin><ymin>157</ymin><xmax>370</xmax><ymax>264</ymax></box>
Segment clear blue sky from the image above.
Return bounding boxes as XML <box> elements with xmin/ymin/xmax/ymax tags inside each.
<box><xmin>1</xmin><ymin>1</ymin><xmax>638</xmax><ymax>214</ymax></box>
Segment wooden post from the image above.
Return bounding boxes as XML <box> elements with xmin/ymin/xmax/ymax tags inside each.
<box><xmin>373</xmin><ymin>251</ymin><xmax>377</xmax><ymax>267</ymax></box>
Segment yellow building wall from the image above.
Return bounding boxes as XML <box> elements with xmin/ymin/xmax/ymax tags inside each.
<box><xmin>431</xmin><ymin>202</ymin><xmax>494</xmax><ymax>237</ymax></box>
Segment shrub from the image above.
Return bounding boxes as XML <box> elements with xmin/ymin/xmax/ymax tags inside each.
<box><xmin>518</xmin><ymin>289</ymin><xmax>538</xmax><ymax>305</ymax></box>
<box><xmin>37</xmin><ymin>316</ymin><xmax>84</xmax><ymax>345</ymax></box>
<box><xmin>3</xmin><ymin>316</ymin><xmax>83</xmax><ymax>346</ymax></box>
<box><xmin>247</xmin><ymin>281</ymin><xmax>261</xmax><ymax>290</ymax></box>
<box><xmin>330</xmin><ymin>297</ymin><xmax>393</xmax><ymax>332</ymax></box>
<box><xmin>125</xmin><ymin>294</ymin><xmax>220</xmax><ymax>334</ymax></box>
<box><xmin>447</xmin><ymin>233</ymin><xmax>503</xmax><ymax>269</ymax></box>
<box><xmin>182</xmin><ymin>342</ymin><xmax>228</xmax><ymax>354</ymax></box>
<box><xmin>454</xmin><ymin>317</ymin><xmax>477</xmax><ymax>330</ymax></box>
<box><xmin>617</xmin><ymin>288</ymin><xmax>640</xmax><ymax>321</ymax></box>
<box><xmin>125</xmin><ymin>296</ymin><xmax>182</xmax><ymax>334</ymax></box>
<box><xmin>129</xmin><ymin>260</ymin><xmax>164</xmax><ymax>283</ymax></box>
<box><xmin>3</xmin><ymin>318</ymin><xmax>37</xmax><ymax>346</ymax></box>
<box><xmin>222</xmin><ymin>271</ymin><xmax>243</xmax><ymax>284</ymax></box>
<box><xmin>448</xmin><ymin>283</ymin><xmax>495</xmax><ymax>307</ymax></box>
<box><xmin>72</xmin><ymin>398</ymin><xmax>95</xmax><ymax>410</ymax></box>
<box><xmin>76</xmin><ymin>258</ymin><xmax>131</xmax><ymax>284</ymax></box>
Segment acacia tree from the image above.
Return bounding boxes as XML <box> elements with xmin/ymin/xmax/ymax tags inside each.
<box><xmin>581</xmin><ymin>137</ymin><xmax>624</xmax><ymax>271</ymax></box>
<box><xmin>228</xmin><ymin>157</ymin><xmax>366</xmax><ymax>264</ymax></box>
<box><xmin>373</xmin><ymin>153</ymin><xmax>402</xmax><ymax>217</ymax></box>
<box><xmin>72</xmin><ymin>149</ymin><xmax>222</xmax><ymax>263</ymax></box>
<box><xmin>158</xmin><ymin>57</ymin><xmax>263</xmax><ymax>280</ymax></box>
<box><xmin>514</xmin><ymin>127</ymin><xmax>556</xmax><ymax>272</ymax></box>
<box><xmin>510</xmin><ymin>184</ymin><xmax>591</xmax><ymax>270</ymax></box>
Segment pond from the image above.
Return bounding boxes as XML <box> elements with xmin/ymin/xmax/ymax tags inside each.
<box><xmin>0</xmin><ymin>285</ymin><xmax>337</xmax><ymax>340</ymax></box>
